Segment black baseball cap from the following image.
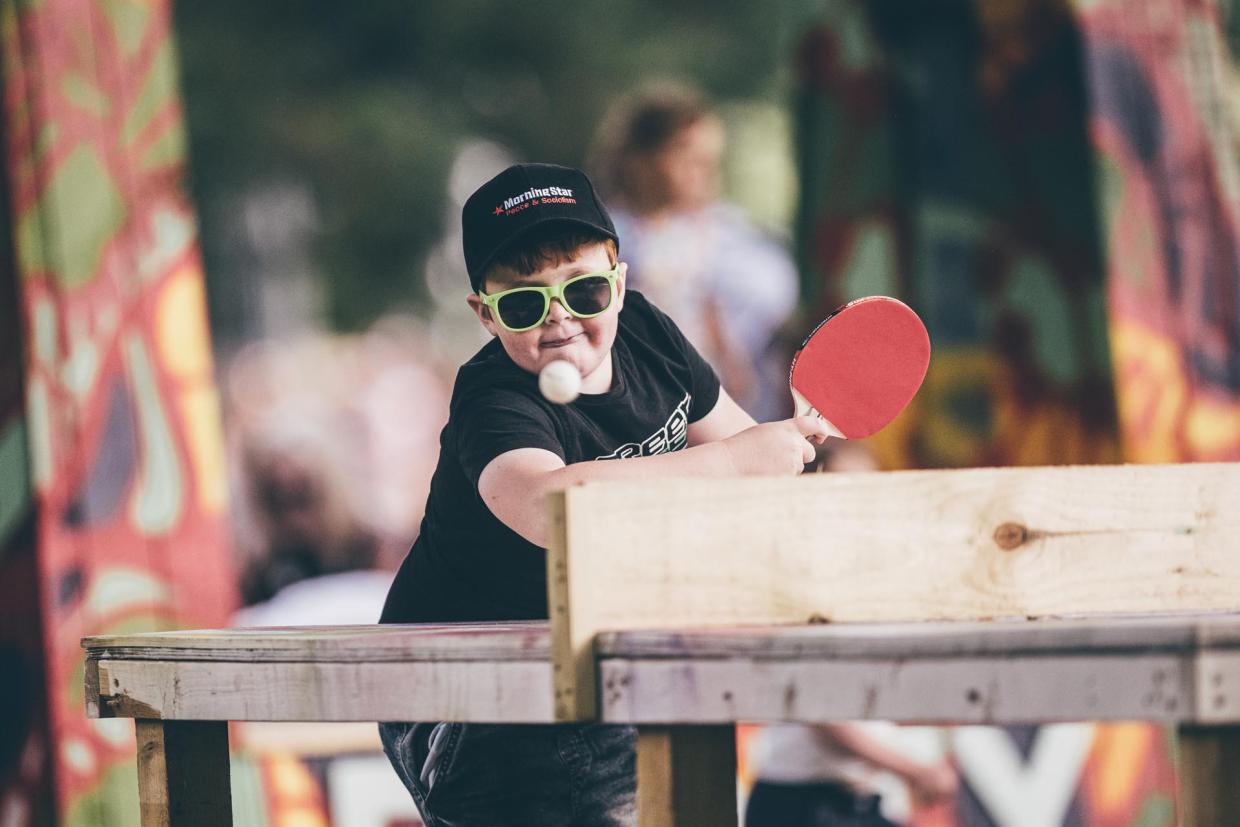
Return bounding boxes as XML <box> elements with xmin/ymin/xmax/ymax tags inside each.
<box><xmin>462</xmin><ymin>163</ymin><xmax>618</xmax><ymax>292</ymax></box>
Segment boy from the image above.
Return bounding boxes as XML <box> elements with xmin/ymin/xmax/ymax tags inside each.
<box><xmin>379</xmin><ymin>163</ymin><xmax>828</xmax><ymax>826</ymax></box>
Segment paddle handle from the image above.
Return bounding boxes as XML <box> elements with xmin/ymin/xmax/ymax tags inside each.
<box><xmin>791</xmin><ymin>387</ymin><xmax>846</xmax><ymax>440</ymax></box>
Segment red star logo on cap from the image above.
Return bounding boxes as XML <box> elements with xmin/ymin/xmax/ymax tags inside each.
<box><xmin>493</xmin><ymin>206</ymin><xmax>503</xmax><ymax>215</ymax></box>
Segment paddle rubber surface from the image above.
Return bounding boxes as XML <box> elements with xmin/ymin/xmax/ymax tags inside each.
<box><xmin>790</xmin><ymin>296</ymin><xmax>931</xmax><ymax>439</ymax></box>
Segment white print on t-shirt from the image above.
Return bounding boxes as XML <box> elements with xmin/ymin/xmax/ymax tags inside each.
<box><xmin>595</xmin><ymin>394</ymin><xmax>691</xmax><ymax>460</ymax></box>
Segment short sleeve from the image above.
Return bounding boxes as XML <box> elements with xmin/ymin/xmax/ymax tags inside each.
<box><xmin>632</xmin><ymin>293</ymin><xmax>721</xmax><ymax>422</ymax></box>
<box><xmin>682</xmin><ymin>330</ymin><xmax>721</xmax><ymax>422</ymax></box>
<box><xmin>453</xmin><ymin>387</ymin><xmax>565</xmax><ymax>486</ymax></box>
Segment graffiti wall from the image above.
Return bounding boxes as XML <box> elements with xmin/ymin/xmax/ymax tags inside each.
<box><xmin>796</xmin><ymin>0</ymin><xmax>1122</xmax><ymax>473</ymax></box>
<box><xmin>1082</xmin><ymin>0</ymin><xmax>1240</xmax><ymax>462</ymax></box>
<box><xmin>792</xmin><ymin>0</ymin><xmax>1240</xmax><ymax>823</ymax></box>
<box><xmin>0</xmin><ymin>0</ymin><xmax>238</xmax><ymax>822</ymax></box>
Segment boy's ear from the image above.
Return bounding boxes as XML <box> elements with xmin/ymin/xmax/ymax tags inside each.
<box><xmin>465</xmin><ymin>293</ymin><xmax>500</xmax><ymax>337</ymax></box>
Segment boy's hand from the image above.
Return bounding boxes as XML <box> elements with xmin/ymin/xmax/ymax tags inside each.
<box><xmin>721</xmin><ymin>417</ymin><xmax>830</xmax><ymax>476</ymax></box>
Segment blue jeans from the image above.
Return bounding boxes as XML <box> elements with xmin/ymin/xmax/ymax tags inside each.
<box><xmin>379</xmin><ymin>721</ymin><xmax>637</xmax><ymax>826</ymax></box>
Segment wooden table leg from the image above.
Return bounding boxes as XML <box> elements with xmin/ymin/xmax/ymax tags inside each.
<box><xmin>636</xmin><ymin>725</ymin><xmax>737</xmax><ymax>827</ymax></box>
<box><xmin>136</xmin><ymin>720</ymin><xmax>233</xmax><ymax>827</ymax></box>
<box><xmin>1177</xmin><ymin>724</ymin><xmax>1240</xmax><ymax>826</ymax></box>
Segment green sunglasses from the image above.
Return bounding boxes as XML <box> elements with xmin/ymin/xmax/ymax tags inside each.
<box><xmin>478</xmin><ymin>267</ymin><xmax>620</xmax><ymax>333</ymax></box>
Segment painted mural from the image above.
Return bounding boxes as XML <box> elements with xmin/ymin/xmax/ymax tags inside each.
<box><xmin>0</xmin><ymin>0</ymin><xmax>238</xmax><ymax>822</ymax></box>
<box><xmin>1081</xmin><ymin>0</ymin><xmax>1240</xmax><ymax>462</ymax></box>
<box><xmin>795</xmin><ymin>0</ymin><xmax>1122</xmax><ymax>473</ymax></box>
<box><xmin>790</xmin><ymin>0</ymin><xmax>1240</xmax><ymax>823</ymax></box>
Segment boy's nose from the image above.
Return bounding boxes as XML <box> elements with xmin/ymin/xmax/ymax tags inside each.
<box><xmin>544</xmin><ymin>297</ymin><xmax>571</xmax><ymax>324</ymax></box>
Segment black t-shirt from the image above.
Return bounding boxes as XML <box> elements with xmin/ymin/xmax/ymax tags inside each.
<box><xmin>380</xmin><ymin>291</ymin><xmax>721</xmax><ymax>624</ymax></box>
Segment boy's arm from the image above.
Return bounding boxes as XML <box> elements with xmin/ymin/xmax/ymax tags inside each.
<box><xmin>686</xmin><ymin>387</ymin><xmax>757</xmax><ymax>445</ymax></box>
<box><xmin>478</xmin><ymin>413</ymin><xmax>828</xmax><ymax>546</ymax></box>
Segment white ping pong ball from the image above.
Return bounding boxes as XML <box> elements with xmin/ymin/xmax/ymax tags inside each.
<box><xmin>539</xmin><ymin>359</ymin><xmax>581</xmax><ymax>404</ymax></box>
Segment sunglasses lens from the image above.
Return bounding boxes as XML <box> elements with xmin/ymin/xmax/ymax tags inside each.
<box><xmin>563</xmin><ymin>276</ymin><xmax>613</xmax><ymax>317</ymax></box>
<box><xmin>496</xmin><ymin>291</ymin><xmax>546</xmax><ymax>330</ymax></box>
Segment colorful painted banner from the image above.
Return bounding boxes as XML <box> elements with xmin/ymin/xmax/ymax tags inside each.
<box><xmin>0</xmin><ymin>0</ymin><xmax>238</xmax><ymax>822</ymax></box>
<box><xmin>1082</xmin><ymin>0</ymin><xmax>1240</xmax><ymax>462</ymax></box>
<box><xmin>796</xmin><ymin>0</ymin><xmax>1123</xmax><ymax>473</ymax></box>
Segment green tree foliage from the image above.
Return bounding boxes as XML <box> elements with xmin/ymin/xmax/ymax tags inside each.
<box><xmin>174</xmin><ymin>0</ymin><xmax>821</xmax><ymax>337</ymax></box>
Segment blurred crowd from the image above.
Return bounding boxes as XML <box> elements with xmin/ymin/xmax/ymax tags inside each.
<box><xmin>223</xmin><ymin>316</ymin><xmax>451</xmax><ymax>619</ymax></box>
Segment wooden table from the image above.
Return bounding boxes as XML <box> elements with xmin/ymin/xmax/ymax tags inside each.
<box><xmin>84</xmin><ymin>613</ymin><xmax>1240</xmax><ymax>826</ymax></box>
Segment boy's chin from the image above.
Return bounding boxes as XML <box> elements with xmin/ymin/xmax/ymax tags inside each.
<box><xmin>506</xmin><ymin>345</ymin><xmax>587</xmax><ymax>376</ymax></box>
<box><xmin>539</xmin><ymin>351</ymin><xmax>592</xmax><ymax>374</ymax></box>
<box><xmin>540</xmin><ymin>349</ymin><xmax>608</xmax><ymax>383</ymax></box>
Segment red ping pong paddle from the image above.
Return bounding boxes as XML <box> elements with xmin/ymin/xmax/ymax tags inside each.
<box><xmin>789</xmin><ymin>296</ymin><xmax>931</xmax><ymax>439</ymax></box>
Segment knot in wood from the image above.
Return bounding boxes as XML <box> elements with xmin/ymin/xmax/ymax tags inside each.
<box><xmin>993</xmin><ymin>522</ymin><xmax>1029</xmax><ymax>550</ymax></box>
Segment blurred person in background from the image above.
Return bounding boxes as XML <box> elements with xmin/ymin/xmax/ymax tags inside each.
<box><xmin>235</xmin><ymin>408</ymin><xmax>382</xmax><ymax>609</ymax></box>
<box><xmin>591</xmin><ymin>83</ymin><xmax>798</xmax><ymax>422</ymax></box>
<box><xmin>747</xmin><ymin>722</ymin><xmax>958</xmax><ymax>827</ymax></box>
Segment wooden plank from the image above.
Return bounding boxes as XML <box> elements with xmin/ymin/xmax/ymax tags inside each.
<box><xmin>601</xmin><ymin>653</ymin><xmax>1222</xmax><ymax>724</ymax></box>
<box><xmin>549</xmin><ymin>464</ymin><xmax>1240</xmax><ymax>720</ymax></box>
<box><xmin>1196</xmin><ymin>651</ymin><xmax>1240</xmax><ymax>723</ymax></box>
<box><xmin>136</xmin><ymin>720</ymin><xmax>232</xmax><ymax>827</ymax></box>
<box><xmin>96</xmin><ymin>659</ymin><xmax>554</xmax><ymax>722</ymax></box>
<box><xmin>597</xmin><ymin>614</ymin><xmax>1240</xmax><ymax>660</ymax></box>
<box><xmin>599</xmin><ymin>617</ymin><xmax>1240</xmax><ymax>724</ymax></box>
<box><xmin>547</xmin><ymin>489</ymin><xmax>596</xmax><ymax>720</ymax></box>
<box><xmin>1178</xmin><ymin>725</ymin><xmax>1240</xmax><ymax>826</ymax></box>
<box><xmin>84</xmin><ymin>654</ymin><xmax>102</xmax><ymax>719</ymax></box>
<box><xmin>636</xmin><ymin>726</ymin><xmax>737</xmax><ymax>827</ymax></box>
<box><xmin>83</xmin><ymin>621</ymin><xmax>548</xmax><ymax>662</ymax></box>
